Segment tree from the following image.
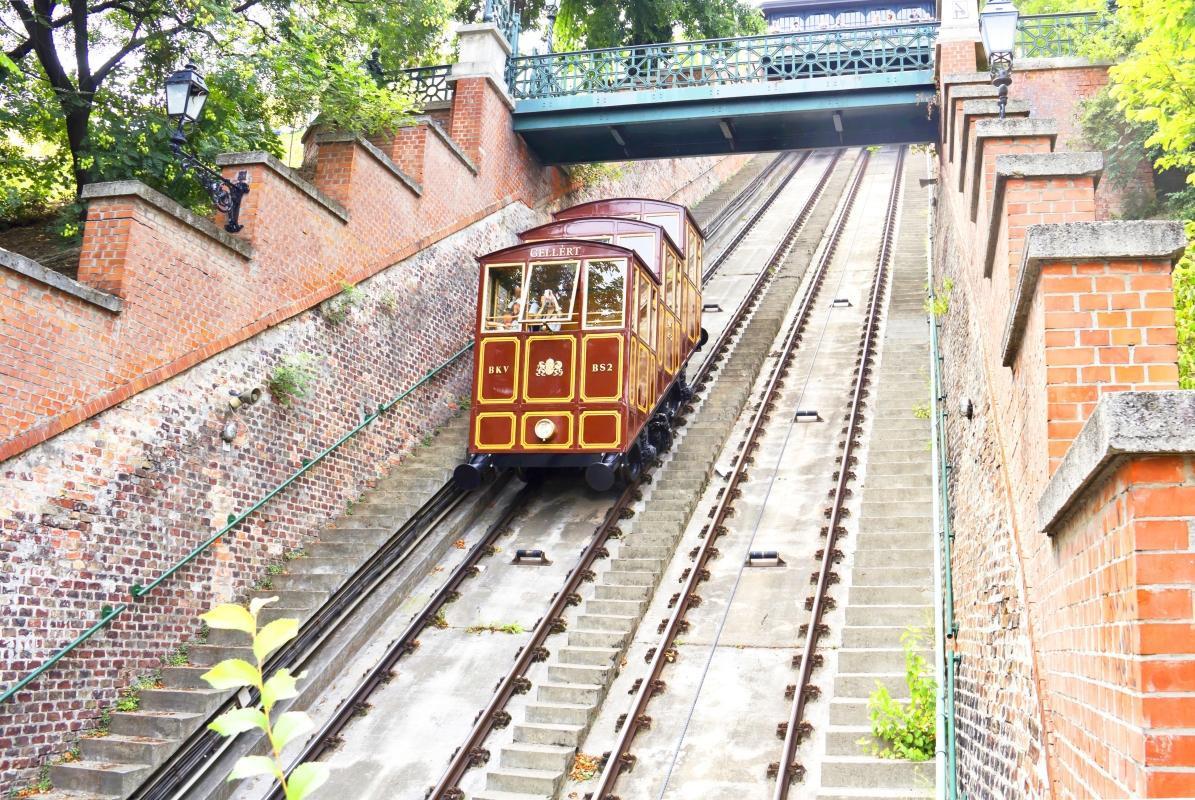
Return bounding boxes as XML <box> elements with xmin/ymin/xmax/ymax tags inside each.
<box><xmin>552</xmin><ymin>0</ymin><xmax>765</xmax><ymax>50</ymax></box>
<box><xmin>0</xmin><ymin>0</ymin><xmax>453</xmax><ymax>218</ymax></box>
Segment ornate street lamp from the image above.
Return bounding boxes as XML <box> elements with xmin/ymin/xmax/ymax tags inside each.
<box><xmin>979</xmin><ymin>0</ymin><xmax>1020</xmax><ymax>119</ymax></box>
<box><xmin>164</xmin><ymin>63</ymin><xmax>250</xmax><ymax>233</ymax></box>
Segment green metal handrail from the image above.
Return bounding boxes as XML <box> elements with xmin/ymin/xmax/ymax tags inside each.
<box><xmin>1015</xmin><ymin>11</ymin><xmax>1110</xmax><ymax>59</ymax></box>
<box><xmin>0</xmin><ymin>340</ymin><xmax>474</xmax><ymax>705</ymax></box>
<box><xmin>928</xmin><ymin>301</ymin><xmax>961</xmax><ymax>800</ymax></box>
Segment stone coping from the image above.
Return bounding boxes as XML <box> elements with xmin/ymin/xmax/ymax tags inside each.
<box><xmin>1000</xmin><ymin>220</ymin><xmax>1188</xmax><ymax>367</ymax></box>
<box><xmin>945</xmin><ymin>84</ymin><xmax>999</xmax><ymax>147</ymax></box>
<box><xmin>983</xmin><ymin>151</ymin><xmax>1102</xmax><ymax>278</ymax></box>
<box><xmin>1039</xmin><ymin>391</ymin><xmax>1195</xmax><ymax>534</ymax></box>
<box><xmin>456</xmin><ymin>22</ymin><xmax>513</xmax><ymax>56</ymax></box>
<box><xmin>215</xmin><ymin>151</ymin><xmax>349</xmax><ymax>223</ymax></box>
<box><xmin>0</xmin><ymin>246</ymin><xmax>122</xmax><ymax>313</ymax></box>
<box><xmin>421</xmin><ymin>117</ymin><xmax>480</xmax><ymax>175</ymax></box>
<box><xmin>1017</xmin><ymin>56</ymin><xmax>1113</xmax><ymax>71</ymax></box>
<box><xmin>941</xmin><ymin>71</ymin><xmax>990</xmax><ymax>87</ymax></box>
<box><xmin>81</xmin><ymin>180</ymin><xmax>254</xmax><ymax>259</ymax></box>
<box><xmin>956</xmin><ymin>99</ymin><xmax>1031</xmax><ymax>191</ymax></box>
<box><xmin>970</xmin><ymin>118</ymin><xmax>1061</xmax><ymax>225</ymax></box>
<box><xmin>447</xmin><ymin>70</ymin><xmax>517</xmax><ymax>111</ymax></box>
<box><xmin>314</xmin><ymin>132</ymin><xmax>423</xmax><ymax>197</ymax></box>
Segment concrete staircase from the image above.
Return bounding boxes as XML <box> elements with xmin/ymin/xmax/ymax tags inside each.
<box><xmin>46</xmin><ymin>413</ymin><xmax>470</xmax><ymax>800</ymax></box>
<box><xmin>469</xmin><ymin>153</ymin><xmax>860</xmax><ymax>800</ymax></box>
<box><xmin>819</xmin><ymin>155</ymin><xmax>936</xmax><ymax>799</ymax></box>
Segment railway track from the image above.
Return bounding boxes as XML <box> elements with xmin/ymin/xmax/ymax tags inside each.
<box><xmin>114</xmin><ymin>154</ymin><xmax>810</xmax><ymax>800</ymax></box>
<box><xmin>579</xmin><ymin>147</ymin><xmax>907</xmax><ymax>800</ymax></box>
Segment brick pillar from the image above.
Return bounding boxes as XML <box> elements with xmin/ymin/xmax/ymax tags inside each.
<box><xmin>448</xmin><ymin>77</ymin><xmax>489</xmax><ymax>165</ymax></box>
<box><xmin>448</xmin><ymin>22</ymin><xmax>515</xmax><ymax>167</ymax></box>
<box><xmin>311</xmin><ymin>139</ymin><xmax>357</xmax><ymax>208</ymax></box>
<box><xmin>1037</xmin><ymin>393</ymin><xmax>1195</xmax><ymax>798</ymax></box>
<box><xmin>999</xmin><ymin>221</ymin><xmax>1187</xmax><ymax>470</ymax></box>
<box><xmin>971</xmin><ymin>119</ymin><xmax>1059</xmax><ymax>226</ymax></box>
<box><xmin>77</xmin><ymin>197</ymin><xmax>137</xmax><ymax>297</ymax></box>
<box><xmin>374</xmin><ymin>125</ymin><xmax>430</xmax><ymax>184</ymax></box>
<box><xmin>938</xmin><ymin>38</ymin><xmax>980</xmax><ymax>76</ymax></box>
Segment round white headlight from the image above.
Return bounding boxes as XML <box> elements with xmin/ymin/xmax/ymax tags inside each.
<box><xmin>534</xmin><ymin>418</ymin><xmax>556</xmax><ymax>441</ymax></box>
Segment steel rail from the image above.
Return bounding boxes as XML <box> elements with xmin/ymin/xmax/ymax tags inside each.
<box><xmin>129</xmin><ymin>479</ymin><xmax>485</xmax><ymax>800</ymax></box>
<box><xmin>702</xmin><ymin>152</ymin><xmax>792</xmax><ymax>240</ymax></box>
<box><xmin>591</xmin><ymin>147</ymin><xmax>873</xmax><ymax>800</ymax></box>
<box><xmin>703</xmin><ymin>150</ymin><xmax>811</xmax><ymax>283</ymax></box>
<box><xmin>426</xmin><ymin>148</ymin><xmax>839</xmax><ymax>800</ymax></box>
<box><xmin>772</xmin><ymin>145</ymin><xmax>906</xmax><ymax>798</ymax></box>
<box><xmin>426</xmin><ymin>480</ymin><xmax>640</xmax><ymax>800</ymax></box>
<box><xmin>264</xmin><ymin>482</ymin><xmax>539</xmax><ymax>800</ymax></box>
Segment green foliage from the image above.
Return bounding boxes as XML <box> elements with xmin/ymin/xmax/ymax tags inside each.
<box><xmin>164</xmin><ymin>644</ymin><xmax>190</xmax><ymax>667</ymax></box>
<box><xmin>924</xmin><ymin>278</ymin><xmax>953</xmax><ymax>318</ymax></box>
<box><xmin>863</xmin><ymin>628</ymin><xmax>936</xmax><ymax>761</ymax></box>
<box><xmin>1010</xmin><ymin>0</ymin><xmax>1103</xmax><ymax>13</ymax></box>
<box><xmin>465</xmin><ymin>622</ymin><xmax>525</xmax><ymax>634</ymax></box>
<box><xmin>1176</xmin><ymin>221</ymin><xmax>1195</xmax><ymax>389</ymax></box>
<box><xmin>200</xmin><ymin>598</ymin><xmax>329</xmax><ymax>799</ymax></box>
<box><xmin>431</xmin><ymin>609</ymin><xmax>449</xmax><ymax>629</ymax></box>
<box><xmin>320</xmin><ymin>282</ymin><xmax>364</xmax><ymax>325</ymax></box>
<box><xmin>567</xmin><ymin>162</ymin><xmax>626</xmax><ymax>188</ymax></box>
<box><xmin>912</xmin><ymin>403</ymin><xmax>931</xmax><ymax>420</ymax></box>
<box><xmin>114</xmin><ymin>673</ymin><xmax>161</xmax><ymax>712</ymax></box>
<box><xmin>0</xmin><ymin>0</ymin><xmax>452</xmax><ymax>222</ymax></box>
<box><xmin>267</xmin><ymin>353</ymin><xmax>318</xmax><ymax>406</ymax></box>
<box><xmin>554</xmin><ymin>0</ymin><xmax>765</xmax><ymax>50</ymax></box>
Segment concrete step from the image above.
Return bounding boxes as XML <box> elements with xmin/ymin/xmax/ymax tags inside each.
<box><xmin>567</xmin><ymin>628</ymin><xmax>626</xmax><ymax>648</ymax></box>
<box><xmin>187</xmin><ymin>643</ymin><xmax>253</xmax><ymax>667</ymax></box>
<box><xmin>608</xmin><ymin>557</ymin><xmax>663</xmax><ymax>574</ymax></box>
<box><xmin>830</xmin><ymin>700</ymin><xmax>870</xmax><ymax>726</ymax></box>
<box><xmin>272</xmin><ymin>572</ymin><xmax>343</xmax><ymax>592</ymax></box>
<box><xmin>79</xmin><ymin>733</ymin><xmax>171</xmax><ymax>766</ymax></box>
<box><xmin>50</xmin><ymin>760</ymin><xmax>151</xmax><ymax>797</ymax></box>
<box><xmin>603</xmin><ymin>570</ymin><xmax>657</xmax><ymax>587</ymax></box>
<box><xmin>842</xmin><ymin>626</ymin><xmax>915</xmax><ymax>648</ymax></box>
<box><xmin>862</xmin><ymin>488</ymin><xmax>932</xmax><ymax>503</ymax></box>
<box><xmin>836</xmin><ymin>673</ymin><xmax>909</xmax><ymax>698</ymax></box>
<box><xmin>854</xmin><ymin>533</ymin><xmax>933</xmax><ymax>551</ymax></box>
<box><xmin>845</xmin><ymin>605</ymin><xmax>933</xmax><ymax>627</ymax></box>
<box><xmin>514</xmin><ymin>722</ymin><xmax>585</xmax><ymax>747</ymax></box>
<box><xmin>825</xmin><ymin>726</ymin><xmax>885</xmax><ymax>757</ymax></box>
<box><xmin>139</xmin><ymin>687</ymin><xmax>224</xmax><ymax>714</ymax></box>
<box><xmin>537</xmin><ymin>681</ymin><xmax>603</xmax><ymax>705</ymax></box>
<box><xmin>486</xmin><ymin>767</ymin><xmax>562</xmax><ymax>796</ymax></box>
<box><xmin>161</xmin><ymin>665</ymin><xmax>212</xmax><ymax>689</ymax></box>
<box><xmin>618</xmin><ymin>544</ymin><xmax>672</xmax><ymax>561</ymax></box>
<box><xmin>839</xmin><ymin>648</ymin><xmax>928</xmax><ymax>674</ymax></box>
<box><xmin>304</xmin><ymin>540</ymin><xmax>378</xmax><ymax>560</ymax></box>
<box><xmin>289</xmin><ymin>557</ymin><xmax>358</xmax><ymax>575</ymax></box>
<box><xmin>548</xmin><ymin>662</ymin><xmax>612</xmax><ymax>686</ymax></box>
<box><xmin>820</xmin><ymin>757</ymin><xmax>934</xmax><ymax>790</ymax></box>
<box><xmin>584</xmin><ymin>598</ymin><xmax>645</xmax><ymax>617</ymax></box>
<box><xmin>575</xmin><ymin>614</ymin><xmax>636</xmax><ymax>633</ymax></box>
<box><xmin>859</xmin><ymin>501</ymin><xmax>932</xmax><ymax>517</ymax></box>
<box><xmin>526</xmin><ymin>701</ymin><xmax>594</xmax><ymax>727</ymax></box>
<box><xmin>853</xmin><ymin>549</ymin><xmax>932</xmax><ymax>569</ymax></box>
<box><xmin>472</xmin><ymin>789</ymin><xmax>550</xmax><ymax>800</ymax></box>
<box><xmin>557</xmin><ymin>646</ymin><xmax>620</xmax><ymax>666</ymax></box>
<box><xmin>314</xmin><ymin>527</ymin><xmax>392</xmax><ymax>546</ymax></box>
<box><xmin>849</xmin><ymin>586</ymin><xmax>932</xmax><ymax>605</ymax></box>
<box><xmin>110</xmin><ymin>710</ymin><xmax>204</xmax><ymax>739</ymax></box>
<box><xmin>850</xmin><ymin>567</ymin><xmax>933</xmax><ymax>586</ymax></box>
<box><xmin>855</xmin><ymin>517</ymin><xmax>931</xmax><ymax>534</ymax></box>
<box><xmin>595</xmin><ymin>583</ymin><xmax>650</xmax><ymax>601</ymax></box>
<box><xmin>500</xmin><ymin>742</ymin><xmax>574</xmax><ymax>772</ymax></box>
<box><xmin>248</xmin><ymin>589</ymin><xmax>329</xmax><ymax>608</ymax></box>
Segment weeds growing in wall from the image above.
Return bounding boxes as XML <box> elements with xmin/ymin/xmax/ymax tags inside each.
<box><xmin>863</xmin><ymin>627</ymin><xmax>936</xmax><ymax>761</ymax></box>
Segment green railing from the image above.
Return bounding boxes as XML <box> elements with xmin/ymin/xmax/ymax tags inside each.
<box><xmin>1015</xmin><ymin>11</ymin><xmax>1110</xmax><ymax>58</ymax></box>
<box><xmin>0</xmin><ymin>341</ymin><xmax>474</xmax><ymax>705</ymax></box>
<box><xmin>928</xmin><ymin>298</ymin><xmax>961</xmax><ymax>800</ymax></box>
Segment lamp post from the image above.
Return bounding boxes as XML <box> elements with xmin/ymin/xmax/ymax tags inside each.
<box><xmin>979</xmin><ymin>0</ymin><xmax>1020</xmax><ymax>119</ymax></box>
<box><xmin>164</xmin><ymin>63</ymin><xmax>250</xmax><ymax>233</ymax></box>
<box><xmin>545</xmin><ymin>2</ymin><xmax>558</xmax><ymax>52</ymax></box>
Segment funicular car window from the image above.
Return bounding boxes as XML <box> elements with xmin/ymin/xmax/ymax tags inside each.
<box><xmin>584</xmin><ymin>259</ymin><xmax>626</xmax><ymax>328</ymax></box>
<box><xmin>617</xmin><ymin>234</ymin><xmax>657</xmax><ymax>273</ymax></box>
<box><xmin>643</xmin><ymin>212</ymin><xmax>682</xmax><ymax>251</ymax></box>
<box><xmin>484</xmin><ymin>263</ymin><xmax>525</xmax><ymax>331</ymax></box>
<box><xmin>523</xmin><ymin>260</ymin><xmax>579</xmax><ymax>329</ymax></box>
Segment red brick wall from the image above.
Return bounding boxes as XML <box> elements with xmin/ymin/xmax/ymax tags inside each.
<box><xmin>0</xmin><ymin>73</ymin><xmax>752</xmax><ymax>785</ymax></box>
<box><xmin>934</xmin><ymin>53</ymin><xmax>1188</xmax><ymax>799</ymax></box>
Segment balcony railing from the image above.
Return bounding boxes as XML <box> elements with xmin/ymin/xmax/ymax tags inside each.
<box><xmin>397</xmin><ymin>64</ymin><xmax>454</xmax><ymax>106</ymax></box>
<box><xmin>508</xmin><ymin>22</ymin><xmax>939</xmax><ymax>100</ymax></box>
<box><xmin>1016</xmin><ymin>11</ymin><xmax>1111</xmax><ymax>58</ymax></box>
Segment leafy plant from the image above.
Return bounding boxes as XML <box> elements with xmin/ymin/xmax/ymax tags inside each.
<box><xmin>862</xmin><ymin>628</ymin><xmax>936</xmax><ymax>761</ymax></box>
<box><xmin>164</xmin><ymin>645</ymin><xmax>190</xmax><ymax>667</ymax></box>
<box><xmin>924</xmin><ymin>278</ymin><xmax>954</xmax><ymax>318</ymax></box>
<box><xmin>267</xmin><ymin>354</ymin><xmax>318</xmax><ymax>406</ymax></box>
<box><xmin>380</xmin><ymin>292</ymin><xmax>400</xmax><ymax>315</ymax></box>
<box><xmin>199</xmin><ymin>598</ymin><xmax>329</xmax><ymax>800</ymax></box>
<box><xmin>1176</xmin><ymin>222</ymin><xmax>1195</xmax><ymax>389</ymax></box>
<box><xmin>320</xmin><ymin>282</ymin><xmax>364</xmax><ymax>325</ymax></box>
<box><xmin>567</xmin><ymin>162</ymin><xmax>626</xmax><ymax>188</ymax></box>
<box><xmin>114</xmin><ymin>673</ymin><xmax>162</xmax><ymax>712</ymax></box>
<box><xmin>431</xmin><ymin>609</ymin><xmax>449</xmax><ymax>629</ymax></box>
<box><xmin>911</xmin><ymin>403</ymin><xmax>931</xmax><ymax>420</ymax></box>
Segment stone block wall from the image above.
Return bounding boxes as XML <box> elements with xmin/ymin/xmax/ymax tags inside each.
<box><xmin>0</xmin><ymin>50</ymin><xmax>752</xmax><ymax>784</ymax></box>
<box><xmin>934</xmin><ymin>47</ymin><xmax>1194</xmax><ymax>799</ymax></box>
